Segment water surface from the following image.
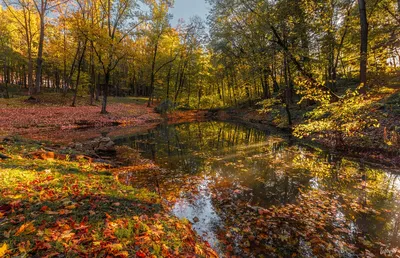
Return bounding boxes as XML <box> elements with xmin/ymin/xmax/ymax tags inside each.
<box><xmin>115</xmin><ymin>121</ymin><xmax>400</xmax><ymax>257</ymax></box>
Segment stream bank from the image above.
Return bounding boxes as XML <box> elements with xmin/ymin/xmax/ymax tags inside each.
<box><xmin>201</xmin><ymin>107</ymin><xmax>400</xmax><ymax>168</ymax></box>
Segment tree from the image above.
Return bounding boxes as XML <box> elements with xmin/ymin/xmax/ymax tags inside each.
<box><xmin>145</xmin><ymin>0</ymin><xmax>176</xmax><ymax>107</ymax></box>
<box><xmin>2</xmin><ymin>0</ymin><xmax>39</xmax><ymax>95</ymax></box>
<box><xmin>77</xmin><ymin>0</ymin><xmax>141</xmax><ymax>113</ymax></box>
<box><xmin>358</xmin><ymin>0</ymin><xmax>368</xmax><ymax>93</ymax></box>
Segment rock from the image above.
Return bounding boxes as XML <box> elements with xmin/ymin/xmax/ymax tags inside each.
<box><xmin>74</xmin><ymin>143</ymin><xmax>83</xmax><ymax>151</ymax></box>
<box><xmin>193</xmin><ymin>217</ymin><xmax>199</xmax><ymax>223</ymax></box>
<box><xmin>82</xmin><ymin>141</ymin><xmax>97</xmax><ymax>151</ymax></box>
<box><xmin>99</xmin><ymin>137</ymin><xmax>111</xmax><ymax>143</ymax></box>
<box><xmin>104</xmin><ymin>141</ymin><xmax>115</xmax><ymax>149</ymax></box>
<box><xmin>70</xmin><ymin>137</ymin><xmax>116</xmax><ymax>155</ymax></box>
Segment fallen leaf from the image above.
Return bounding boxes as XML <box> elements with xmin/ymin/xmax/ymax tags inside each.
<box><xmin>0</xmin><ymin>243</ymin><xmax>9</xmax><ymax>256</ymax></box>
<box><xmin>136</xmin><ymin>250</ymin><xmax>146</xmax><ymax>258</ymax></box>
<box><xmin>15</xmin><ymin>221</ymin><xmax>36</xmax><ymax>236</ymax></box>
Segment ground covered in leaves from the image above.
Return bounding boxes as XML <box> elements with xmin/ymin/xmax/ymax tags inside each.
<box><xmin>0</xmin><ymin>95</ymin><xmax>162</xmax><ymax>140</ymax></box>
<box><xmin>0</xmin><ymin>139</ymin><xmax>217</xmax><ymax>257</ymax></box>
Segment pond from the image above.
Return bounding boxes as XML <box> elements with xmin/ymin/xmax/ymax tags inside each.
<box><xmin>114</xmin><ymin>121</ymin><xmax>400</xmax><ymax>257</ymax></box>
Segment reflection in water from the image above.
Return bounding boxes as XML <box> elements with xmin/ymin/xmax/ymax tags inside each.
<box><xmin>114</xmin><ymin>121</ymin><xmax>400</xmax><ymax>257</ymax></box>
<box><xmin>172</xmin><ymin>179</ymin><xmax>223</xmax><ymax>253</ymax></box>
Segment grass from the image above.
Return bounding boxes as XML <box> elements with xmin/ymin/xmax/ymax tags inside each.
<box><xmin>108</xmin><ymin>97</ymin><xmax>149</xmax><ymax>105</ymax></box>
<box><xmin>0</xmin><ymin>139</ymin><xmax>216</xmax><ymax>257</ymax></box>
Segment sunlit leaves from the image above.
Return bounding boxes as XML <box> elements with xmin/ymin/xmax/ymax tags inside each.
<box><xmin>0</xmin><ymin>243</ymin><xmax>9</xmax><ymax>256</ymax></box>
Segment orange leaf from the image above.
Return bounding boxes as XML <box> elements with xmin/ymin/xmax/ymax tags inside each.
<box><xmin>15</xmin><ymin>221</ymin><xmax>36</xmax><ymax>236</ymax></box>
<box><xmin>136</xmin><ymin>250</ymin><xmax>146</xmax><ymax>258</ymax></box>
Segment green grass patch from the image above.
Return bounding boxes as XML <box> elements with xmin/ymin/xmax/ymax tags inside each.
<box><xmin>0</xmin><ymin>140</ymin><xmax>216</xmax><ymax>257</ymax></box>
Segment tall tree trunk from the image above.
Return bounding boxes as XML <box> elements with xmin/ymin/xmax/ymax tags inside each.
<box><xmin>55</xmin><ymin>70</ymin><xmax>60</xmax><ymax>91</ymax></box>
<box><xmin>101</xmin><ymin>72</ymin><xmax>110</xmax><ymax>114</ymax></box>
<box><xmin>90</xmin><ymin>48</ymin><xmax>95</xmax><ymax>105</ymax></box>
<box><xmin>166</xmin><ymin>65</ymin><xmax>171</xmax><ymax>100</ymax></box>
<box><xmin>63</xmin><ymin>24</ymin><xmax>68</xmax><ymax>94</ymax></box>
<box><xmin>148</xmin><ymin>41</ymin><xmax>159</xmax><ymax>107</ymax></box>
<box><xmin>72</xmin><ymin>42</ymin><xmax>87</xmax><ymax>107</ymax></box>
<box><xmin>35</xmin><ymin>11</ymin><xmax>45</xmax><ymax>94</ymax></box>
<box><xmin>284</xmin><ymin>52</ymin><xmax>292</xmax><ymax>126</ymax></box>
<box><xmin>96</xmin><ymin>73</ymin><xmax>100</xmax><ymax>101</ymax></box>
<box><xmin>27</xmin><ymin>54</ymin><xmax>34</xmax><ymax>95</ymax></box>
<box><xmin>262</xmin><ymin>69</ymin><xmax>270</xmax><ymax>99</ymax></box>
<box><xmin>3</xmin><ymin>58</ymin><xmax>9</xmax><ymax>99</ymax></box>
<box><xmin>358</xmin><ymin>0</ymin><xmax>368</xmax><ymax>93</ymax></box>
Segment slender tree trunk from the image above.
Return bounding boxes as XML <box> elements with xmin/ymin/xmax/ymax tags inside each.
<box><xmin>55</xmin><ymin>70</ymin><xmax>60</xmax><ymax>91</ymax></box>
<box><xmin>198</xmin><ymin>88</ymin><xmax>202</xmax><ymax>109</ymax></box>
<box><xmin>72</xmin><ymin>41</ymin><xmax>87</xmax><ymax>107</ymax></box>
<box><xmin>96</xmin><ymin>73</ymin><xmax>100</xmax><ymax>101</ymax></box>
<box><xmin>166</xmin><ymin>65</ymin><xmax>171</xmax><ymax>100</ymax></box>
<box><xmin>90</xmin><ymin>48</ymin><xmax>95</xmax><ymax>105</ymax></box>
<box><xmin>148</xmin><ymin>41</ymin><xmax>159</xmax><ymax>107</ymax></box>
<box><xmin>187</xmin><ymin>71</ymin><xmax>191</xmax><ymax>107</ymax></box>
<box><xmin>174</xmin><ymin>62</ymin><xmax>187</xmax><ymax>106</ymax></box>
<box><xmin>284</xmin><ymin>52</ymin><xmax>292</xmax><ymax>126</ymax></box>
<box><xmin>101</xmin><ymin>72</ymin><xmax>110</xmax><ymax>114</ymax></box>
<box><xmin>27</xmin><ymin>54</ymin><xmax>34</xmax><ymax>95</ymax></box>
<box><xmin>35</xmin><ymin>11</ymin><xmax>45</xmax><ymax>94</ymax></box>
<box><xmin>358</xmin><ymin>0</ymin><xmax>368</xmax><ymax>93</ymax></box>
<box><xmin>262</xmin><ymin>69</ymin><xmax>270</xmax><ymax>99</ymax></box>
<box><xmin>3</xmin><ymin>58</ymin><xmax>9</xmax><ymax>99</ymax></box>
<box><xmin>63</xmin><ymin>24</ymin><xmax>68</xmax><ymax>94</ymax></box>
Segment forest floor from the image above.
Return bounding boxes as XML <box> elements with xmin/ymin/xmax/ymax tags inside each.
<box><xmin>0</xmin><ymin>138</ymin><xmax>217</xmax><ymax>257</ymax></box>
<box><xmin>0</xmin><ymin>94</ymin><xmax>162</xmax><ymax>141</ymax></box>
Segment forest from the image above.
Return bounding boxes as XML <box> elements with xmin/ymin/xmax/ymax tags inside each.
<box><xmin>0</xmin><ymin>0</ymin><xmax>400</xmax><ymax>257</ymax></box>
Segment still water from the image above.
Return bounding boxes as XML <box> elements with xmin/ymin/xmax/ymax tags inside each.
<box><xmin>114</xmin><ymin>121</ymin><xmax>400</xmax><ymax>257</ymax></box>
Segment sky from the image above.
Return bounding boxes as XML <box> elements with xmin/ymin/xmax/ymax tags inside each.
<box><xmin>169</xmin><ymin>0</ymin><xmax>209</xmax><ymax>26</ymax></box>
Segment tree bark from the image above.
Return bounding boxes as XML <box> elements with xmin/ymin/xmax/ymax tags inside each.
<box><xmin>148</xmin><ymin>36</ymin><xmax>159</xmax><ymax>107</ymax></box>
<box><xmin>72</xmin><ymin>41</ymin><xmax>87</xmax><ymax>107</ymax></box>
<box><xmin>35</xmin><ymin>10</ymin><xmax>45</xmax><ymax>94</ymax></box>
<box><xmin>270</xmin><ymin>25</ymin><xmax>340</xmax><ymax>102</ymax></box>
<box><xmin>358</xmin><ymin>0</ymin><xmax>368</xmax><ymax>93</ymax></box>
<box><xmin>101</xmin><ymin>72</ymin><xmax>110</xmax><ymax>114</ymax></box>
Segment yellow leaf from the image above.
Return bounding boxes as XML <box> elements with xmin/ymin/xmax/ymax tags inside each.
<box><xmin>0</xmin><ymin>243</ymin><xmax>9</xmax><ymax>256</ymax></box>
<box><xmin>15</xmin><ymin>221</ymin><xmax>36</xmax><ymax>236</ymax></box>
<box><xmin>65</xmin><ymin>204</ymin><xmax>77</xmax><ymax>210</ymax></box>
